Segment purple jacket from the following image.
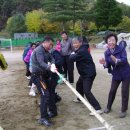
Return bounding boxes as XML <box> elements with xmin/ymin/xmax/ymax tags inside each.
<box><xmin>24</xmin><ymin>48</ymin><xmax>33</xmax><ymax>63</ymax></box>
<box><xmin>104</xmin><ymin>45</ymin><xmax>130</xmax><ymax>80</ymax></box>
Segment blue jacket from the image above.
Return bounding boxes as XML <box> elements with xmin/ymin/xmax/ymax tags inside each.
<box><xmin>119</xmin><ymin>40</ymin><xmax>127</xmax><ymax>49</ymax></box>
<box><xmin>104</xmin><ymin>45</ymin><xmax>130</xmax><ymax>80</ymax></box>
<box><xmin>69</xmin><ymin>44</ymin><xmax>96</xmax><ymax>78</ymax></box>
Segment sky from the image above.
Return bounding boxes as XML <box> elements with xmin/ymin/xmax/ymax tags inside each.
<box><xmin>116</xmin><ymin>0</ymin><xmax>130</xmax><ymax>5</ymax></box>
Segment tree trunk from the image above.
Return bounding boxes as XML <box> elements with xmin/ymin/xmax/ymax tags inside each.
<box><xmin>80</xmin><ymin>20</ymin><xmax>83</xmax><ymax>37</ymax></box>
<box><xmin>73</xmin><ymin>21</ymin><xmax>75</xmax><ymax>37</ymax></box>
<box><xmin>62</xmin><ymin>22</ymin><xmax>65</xmax><ymax>31</ymax></box>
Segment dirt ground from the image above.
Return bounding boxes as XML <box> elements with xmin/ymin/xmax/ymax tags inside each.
<box><xmin>0</xmin><ymin>49</ymin><xmax>130</xmax><ymax>130</ymax></box>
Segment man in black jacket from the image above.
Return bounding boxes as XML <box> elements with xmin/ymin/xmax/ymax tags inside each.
<box><xmin>69</xmin><ymin>37</ymin><xmax>102</xmax><ymax>115</ymax></box>
<box><xmin>31</xmin><ymin>37</ymin><xmax>57</xmax><ymax>127</ymax></box>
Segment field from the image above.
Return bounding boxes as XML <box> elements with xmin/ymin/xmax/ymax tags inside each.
<box><xmin>0</xmin><ymin>49</ymin><xmax>130</xmax><ymax>130</ymax></box>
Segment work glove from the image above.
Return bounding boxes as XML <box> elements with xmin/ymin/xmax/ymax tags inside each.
<box><xmin>50</xmin><ymin>64</ymin><xmax>57</xmax><ymax>73</ymax></box>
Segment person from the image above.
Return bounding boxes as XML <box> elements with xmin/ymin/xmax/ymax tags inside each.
<box><xmin>99</xmin><ymin>33</ymin><xmax>130</xmax><ymax>118</ymax></box>
<box><xmin>73</xmin><ymin>36</ymin><xmax>89</xmax><ymax>103</ymax></box>
<box><xmin>22</xmin><ymin>42</ymin><xmax>32</xmax><ymax>61</ymax></box>
<box><xmin>60</xmin><ymin>31</ymin><xmax>74</xmax><ymax>83</ymax></box>
<box><xmin>69</xmin><ymin>37</ymin><xmax>102</xmax><ymax>115</ymax></box>
<box><xmin>55</xmin><ymin>39</ymin><xmax>61</xmax><ymax>52</ymax></box>
<box><xmin>55</xmin><ymin>39</ymin><xmax>64</xmax><ymax>84</ymax></box>
<box><xmin>118</xmin><ymin>37</ymin><xmax>127</xmax><ymax>50</ymax></box>
<box><xmin>23</xmin><ymin>42</ymin><xmax>32</xmax><ymax>79</ymax></box>
<box><xmin>24</xmin><ymin>43</ymin><xmax>36</xmax><ymax>80</ymax></box>
<box><xmin>50</xmin><ymin>45</ymin><xmax>63</xmax><ymax>103</ymax></box>
<box><xmin>31</xmin><ymin>36</ymin><xmax>57</xmax><ymax>127</ymax></box>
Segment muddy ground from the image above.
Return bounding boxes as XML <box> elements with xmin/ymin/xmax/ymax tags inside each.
<box><xmin>0</xmin><ymin>49</ymin><xmax>130</xmax><ymax>130</ymax></box>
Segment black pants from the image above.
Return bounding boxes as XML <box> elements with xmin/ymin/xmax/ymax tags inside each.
<box><xmin>28</xmin><ymin>76</ymin><xmax>32</xmax><ymax>86</ymax></box>
<box><xmin>63</xmin><ymin>55</ymin><xmax>74</xmax><ymax>83</ymax></box>
<box><xmin>25</xmin><ymin>62</ymin><xmax>31</xmax><ymax>77</ymax></box>
<box><xmin>76</xmin><ymin>76</ymin><xmax>101</xmax><ymax>110</ymax></box>
<box><xmin>49</xmin><ymin>73</ymin><xmax>59</xmax><ymax>111</ymax></box>
<box><xmin>32</xmin><ymin>74</ymin><xmax>57</xmax><ymax>119</ymax></box>
<box><xmin>107</xmin><ymin>79</ymin><xmax>130</xmax><ymax>112</ymax></box>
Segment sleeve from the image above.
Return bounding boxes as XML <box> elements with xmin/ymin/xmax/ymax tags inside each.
<box><xmin>69</xmin><ymin>51</ymin><xmax>84</xmax><ymax>62</ymax></box>
<box><xmin>49</xmin><ymin>54</ymin><xmax>55</xmax><ymax>64</ymax></box>
<box><xmin>115</xmin><ymin>49</ymin><xmax>127</xmax><ymax>66</ymax></box>
<box><xmin>104</xmin><ymin>52</ymin><xmax>111</xmax><ymax>69</ymax></box>
<box><xmin>69</xmin><ymin>38</ymin><xmax>75</xmax><ymax>52</ymax></box>
<box><xmin>24</xmin><ymin>49</ymin><xmax>32</xmax><ymax>62</ymax></box>
<box><xmin>35</xmin><ymin>51</ymin><xmax>50</xmax><ymax>71</ymax></box>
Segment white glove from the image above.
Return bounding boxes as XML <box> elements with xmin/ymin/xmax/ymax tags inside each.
<box><xmin>48</xmin><ymin>62</ymin><xmax>51</xmax><ymax>65</ymax></box>
<box><xmin>50</xmin><ymin>64</ymin><xmax>57</xmax><ymax>73</ymax></box>
<box><xmin>71</xmin><ymin>52</ymin><xmax>75</xmax><ymax>54</ymax></box>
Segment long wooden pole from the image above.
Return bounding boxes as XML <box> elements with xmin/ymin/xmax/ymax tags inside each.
<box><xmin>56</xmin><ymin>71</ymin><xmax>112</xmax><ymax>130</ymax></box>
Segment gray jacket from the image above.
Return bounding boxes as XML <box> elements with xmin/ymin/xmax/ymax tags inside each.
<box><xmin>31</xmin><ymin>44</ymin><xmax>55</xmax><ymax>74</ymax></box>
<box><xmin>61</xmin><ymin>38</ymin><xmax>74</xmax><ymax>56</ymax></box>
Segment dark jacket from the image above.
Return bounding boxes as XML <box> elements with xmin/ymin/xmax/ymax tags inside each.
<box><xmin>51</xmin><ymin>49</ymin><xmax>63</xmax><ymax>67</ymax></box>
<box><xmin>69</xmin><ymin>44</ymin><xmax>96</xmax><ymax>78</ymax></box>
<box><xmin>104</xmin><ymin>45</ymin><xmax>130</xmax><ymax>80</ymax></box>
<box><xmin>31</xmin><ymin>45</ymin><xmax>54</xmax><ymax>75</ymax></box>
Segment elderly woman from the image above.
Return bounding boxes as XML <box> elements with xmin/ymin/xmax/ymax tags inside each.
<box><xmin>99</xmin><ymin>33</ymin><xmax>130</xmax><ymax>118</ymax></box>
<box><xmin>70</xmin><ymin>37</ymin><xmax>102</xmax><ymax>115</ymax></box>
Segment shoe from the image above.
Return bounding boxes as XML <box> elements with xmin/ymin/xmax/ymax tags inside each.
<box><xmin>48</xmin><ymin>111</ymin><xmax>57</xmax><ymax>118</ymax></box>
<box><xmin>119</xmin><ymin>111</ymin><xmax>127</xmax><ymax>118</ymax></box>
<box><xmin>38</xmin><ymin>118</ymin><xmax>53</xmax><ymax>127</ymax></box>
<box><xmin>26</xmin><ymin>76</ymin><xmax>31</xmax><ymax>80</ymax></box>
<box><xmin>73</xmin><ymin>99</ymin><xmax>81</xmax><ymax>103</ymax></box>
<box><xmin>27</xmin><ymin>85</ymin><xmax>31</xmax><ymax>88</ymax></box>
<box><xmin>55</xmin><ymin>93</ymin><xmax>62</xmax><ymax>103</ymax></box>
<box><xmin>89</xmin><ymin>110</ymin><xmax>103</xmax><ymax>116</ymax></box>
<box><xmin>104</xmin><ymin>108</ymin><xmax>111</xmax><ymax>113</ymax></box>
<box><xmin>107</xmin><ymin>73</ymin><xmax>112</xmax><ymax>76</ymax></box>
<box><xmin>29</xmin><ymin>89</ymin><xmax>36</xmax><ymax>96</ymax></box>
<box><xmin>0</xmin><ymin>126</ymin><xmax>3</xmax><ymax>130</ymax></box>
<box><xmin>32</xmin><ymin>83</ymin><xmax>36</xmax><ymax>88</ymax></box>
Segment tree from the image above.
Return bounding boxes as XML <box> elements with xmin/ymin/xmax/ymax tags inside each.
<box><xmin>6</xmin><ymin>13</ymin><xmax>26</xmax><ymax>36</ymax></box>
<box><xmin>25</xmin><ymin>9</ymin><xmax>60</xmax><ymax>33</ymax></box>
<box><xmin>0</xmin><ymin>0</ymin><xmax>44</xmax><ymax>30</ymax></box>
<box><xmin>0</xmin><ymin>0</ymin><xmax>16</xmax><ymax>30</ymax></box>
<box><xmin>43</xmin><ymin>0</ymin><xmax>91</xmax><ymax>35</ymax></box>
<box><xmin>118</xmin><ymin>2</ymin><xmax>130</xmax><ymax>18</ymax></box>
<box><xmin>40</xmin><ymin>19</ymin><xmax>61</xmax><ymax>33</ymax></box>
<box><xmin>25</xmin><ymin>10</ymin><xmax>43</xmax><ymax>32</ymax></box>
<box><xmin>43</xmin><ymin>0</ymin><xmax>72</xmax><ymax>31</ymax></box>
<box><xmin>117</xmin><ymin>16</ymin><xmax>130</xmax><ymax>31</ymax></box>
<box><xmin>13</xmin><ymin>0</ymin><xmax>44</xmax><ymax>14</ymax></box>
<box><xmin>88</xmin><ymin>22</ymin><xmax>97</xmax><ymax>32</ymax></box>
<box><xmin>69</xmin><ymin>0</ymin><xmax>88</xmax><ymax>35</ymax></box>
<box><xmin>94</xmin><ymin>0</ymin><xmax>123</xmax><ymax>29</ymax></box>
